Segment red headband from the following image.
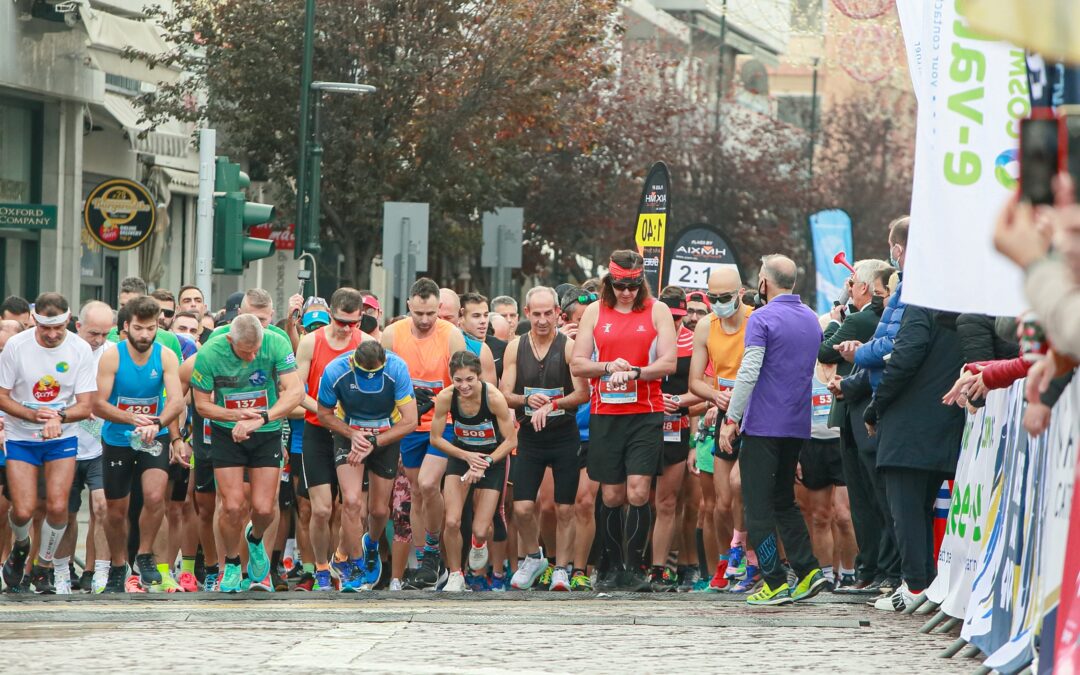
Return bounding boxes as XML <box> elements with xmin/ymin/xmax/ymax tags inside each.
<box><xmin>608</xmin><ymin>261</ymin><xmax>643</xmax><ymax>281</ymax></box>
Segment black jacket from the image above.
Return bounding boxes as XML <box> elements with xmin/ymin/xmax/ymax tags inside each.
<box><xmin>865</xmin><ymin>305</ymin><xmax>965</xmax><ymax>475</ymax></box>
<box><xmin>956</xmin><ymin>313</ymin><xmax>1019</xmax><ymax>364</ymax></box>
<box><xmin>821</xmin><ymin>304</ymin><xmax>882</xmax><ymax>437</ymax></box>
<box><xmin>840</xmin><ymin>367</ymin><xmax>876</xmax><ymax>452</ymax></box>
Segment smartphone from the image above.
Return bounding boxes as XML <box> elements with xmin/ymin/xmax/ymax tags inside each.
<box><xmin>1064</xmin><ymin>106</ymin><xmax>1080</xmax><ymax>202</ymax></box>
<box><xmin>295</xmin><ymin>269</ymin><xmax>313</xmax><ymax>315</ymax></box>
<box><xmin>1019</xmin><ymin>115</ymin><xmax>1062</xmax><ymax>205</ymax></box>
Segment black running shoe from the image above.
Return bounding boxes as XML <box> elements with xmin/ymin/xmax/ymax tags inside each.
<box><xmin>594</xmin><ymin>568</ymin><xmax>623</xmax><ymax>592</ymax></box>
<box><xmin>30</xmin><ymin>564</ymin><xmax>56</xmax><ymax>594</ymax></box>
<box><xmin>78</xmin><ymin>570</ymin><xmax>95</xmax><ymax>594</ymax></box>
<box><xmin>410</xmin><ymin>553</ymin><xmax>439</xmax><ymax>589</ymax></box>
<box><xmin>2</xmin><ymin>541</ymin><xmax>30</xmax><ymax>591</ymax></box>
<box><xmin>103</xmin><ymin>565</ymin><xmax>128</xmax><ymax>593</ymax></box>
<box><xmin>622</xmin><ymin>567</ymin><xmax>652</xmax><ymax>593</ymax></box>
<box><xmin>135</xmin><ymin>553</ymin><xmax>161</xmax><ymax>589</ymax></box>
<box><xmin>271</xmin><ymin>567</ymin><xmax>289</xmax><ymax>592</ymax></box>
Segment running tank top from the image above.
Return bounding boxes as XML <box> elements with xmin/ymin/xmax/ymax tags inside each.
<box><xmin>305</xmin><ymin>326</ymin><xmax>363</xmax><ymax>426</ymax></box>
<box><xmin>463</xmin><ymin>331</ymin><xmax>483</xmax><ymax>357</ymax></box>
<box><xmin>390</xmin><ymin>318</ymin><xmax>455</xmax><ymax>432</ymax></box>
<box><xmin>590</xmin><ymin>298</ymin><xmax>662</xmax><ymax>415</ymax></box>
<box><xmin>661</xmin><ymin>325</ymin><xmax>694</xmax><ymax>444</ymax></box>
<box><xmin>513</xmin><ymin>332</ymin><xmax>575</xmax><ymax>436</ymax></box>
<box><xmin>450</xmin><ymin>382</ymin><xmax>502</xmax><ymax>454</ymax></box>
<box><xmin>811</xmin><ymin>366</ymin><xmax>840</xmax><ymax>441</ymax></box>
<box><xmin>706</xmin><ymin>304</ymin><xmax>752</xmax><ymax>397</ymax></box>
<box><xmin>102</xmin><ymin>342</ymin><xmax>167</xmax><ymax>446</ymax></box>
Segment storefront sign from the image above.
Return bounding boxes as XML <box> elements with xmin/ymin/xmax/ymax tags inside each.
<box><xmin>249</xmin><ymin>222</ymin><xmax>296</xmax><ymax>251</ymax></box>
<box><xmin>83</xmin><ymin>178</ymin><xmax>157</xmax><ymax>251</ymax></box>
<box><xmin>0</xmin><ymin>203</ymin><xmax>57</xmax><ymax>230</ymax></box>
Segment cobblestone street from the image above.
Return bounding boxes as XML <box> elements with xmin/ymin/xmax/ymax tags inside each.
<box><xmin>0</xmin><ymin>592</ymin><xmax>975</xmax><ymax>673</ymax></box>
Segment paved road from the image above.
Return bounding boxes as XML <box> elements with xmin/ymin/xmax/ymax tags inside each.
<box><xmin>0</xmin><ymin>592</ymin><xmax>974</xmax><ymax>673</ymax></box>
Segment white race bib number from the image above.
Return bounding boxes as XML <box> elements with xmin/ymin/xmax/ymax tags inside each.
<box><xmin>598</xmin><ymin>376</ymin><xmax>638</xmax><ymax>404</ymax></box>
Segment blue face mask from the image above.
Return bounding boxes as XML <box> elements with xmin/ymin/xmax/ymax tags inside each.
<box><xmin>712</xmin><ymin>298</ymin><xmax>738</xmax><ymax>319</ymax></box>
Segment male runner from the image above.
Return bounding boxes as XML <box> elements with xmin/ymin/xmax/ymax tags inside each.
<box><xmin>458</xmin><ymin>292</ymin><xmax>498</xmax><ymax>383</ymax></box>
<box><xmin>318</xmin><ymin>340</ymin><xmax>417</xmax><ymax>590</ymax></box>
<box><xmin>439</xmin><ymin>288</ymin><xmax>461</xmax><ymax>327</ymax></box>
<box><xmin>683</xmin><ymin>291</ymin><xmax>709</xmax><ymax>332</ymax></box>
<box><xmin>190</xmin><ymin>314</ymin><xmax>304</xmax><ymax>592</ymax></box>
<box><xmin>295</xmin><ymin>288</ymin><xmax>366</xmax><ymax>590</ymax></box>
<box><xmin>381</xmin><ymin>278</ymin><xmax>466</xmax><ymax>588</ymax></box>
<box><xmin>0</xmin><ymin>295</ymin><xmax>32</xmax><ymax>330</ymax></box>
<box><xmin>0</xmin><ymin>293</ymin><xmax>96</xmax><ymax>593</ymax></box>
<box><xmin>491</xmin><ymin>296</ymin><xmax>520</xmax><ymax>336</ymax></box>
<box><xmin>503</xmin><ymin>287</ymin><xmax>589</xmax><ymax>591</ymax></box>
<box><xmin>570</xmin><ymin>250</ymin><xmax>676</xmax><ymax>591</ymax></box>
<box><xmin>94</xmin><ymin>296</ymin><xmax>187</xmax><ymax>591</ymax></box>
<box><xmin>152</xmin><ymin>289</ymin><xmax>176</xmax><ymax>329</ymax></box>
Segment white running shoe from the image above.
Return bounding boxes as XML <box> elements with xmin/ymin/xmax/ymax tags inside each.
<box><xmin>873</xmin><ymin>581</ymin><xmax>922</xmax><ymax>612</ymax></box>
<box><xmin>549</xmin><ymin>567</ymin><xmax>571</xmax><ymax>591</ymax></box>
<box><xmin>55</xmin><ymin>577</ymin><xmax>72</xmax><ymax>595</ymax></box>
<box><xmin>389</xmin><ymin>578</ymin><xmax>403</xmax><ymax>591</ymax></box>
<box><xmin>468</xmin><ymin>542</ymin><xmax>489</xmax><ymax>572</ymax></box>
<box><xmin>443</xmin><ymin>571</ymin><xmax>468</xmax><ymax>592</ymax></box>
<box><xmin>510</xmin><ymin>555</ymin><xmax>549</xmax><ymax>590</ymax></box>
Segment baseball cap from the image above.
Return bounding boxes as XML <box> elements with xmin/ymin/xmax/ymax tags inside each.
<box><xmin>363</xmin><ymin>295</ymin><xmax>381</xmax><ymax>312</ymax></box>
<box><xmin>687</xmin><ymin>291</ymin><xmax>708</xmax><ymax>305</ymax></box>
<box><xmin>221</xmin><ymin>291</ymin><xmax>245</xmax><ymax>322</ymax></box>
<box><xmin>352</xmin><ymin>361</ymin><xmax>387</xmax><ymax>393</ymax></box>
<box><xmin>660</xmin><ymin>295</ymin><xmax>687</xmax><ymax>317</ymax></box>
<box><xmin>302</xmin><ymin>309</ymin><xmax>330</xmax><ymax>330</ymax></box>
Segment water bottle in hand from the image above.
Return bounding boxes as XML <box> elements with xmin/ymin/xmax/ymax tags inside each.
<box><xmin>125</xmin><ymin>430</ymin><xmax>163</xmax><ymax>457</ymax></box>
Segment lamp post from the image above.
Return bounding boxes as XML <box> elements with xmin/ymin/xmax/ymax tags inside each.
<box><xmin>301</xmin><ymin>81</ymin><xmax>376</xmax><ymax>256</ymax></box>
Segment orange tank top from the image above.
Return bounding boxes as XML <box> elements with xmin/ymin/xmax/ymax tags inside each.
<box><xmin>305</xmin><ymin>327</ymin><xmax>363</xmax><ymax>425</ymax></box>
<box><xmin>391</xmin><ymin>318</ymin><xmax>455</xmax><ymax>431</ymax></box>
<box><xmin>705</xmin><ymin>304</ymin><xmax>752</xmax><ymax>395</ymax></box>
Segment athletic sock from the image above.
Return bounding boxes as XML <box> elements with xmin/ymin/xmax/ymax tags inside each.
<box><xmin>527</xmin><ymin>550</ymin><xmax>542</xmax><ymax>560</ymax></box>
<box><xmin>225</xmin><ymin>556</ymin><xmax>241</xmax><ymax>567</ymax></box>
<box><xmin>93</xmin><ymin>560</ymin><xmax>110</xmax><ymax>590</ymax></box>
<box><xmin>157</xmin><ymin>563</ymin><xmax>173</xmax><ymax>579</ymax></box>
<box><xmin>821</xmin><ymin>565</ymin><xmax>834</xmax><ymax>583</ymax></box>
<box><xmin>9</xmin><ymin>513</ymin><xmax>30</xmax><ymax>546</ymax></box>
<box><xmin>181</xmin><ymin>556</ymin><xmax>197</xmax><ymax>575</ymax></box>
<box><xmin>597</xmin><ymin>501</ymin><xmax>624</xmax><ymax>573</ymax></box>
<box><xmin>246</xmin><ymin>528</ymin><xmax>261</xmax><ymax>546</ymax></box>
<box><xmin>624</xmin><ymin>504</ymin><xmax>652</xmax><ymax>571</ymax></box>
<box><xmin>38</xmin><ymin>520</ymin><xmax>66</xmax><ymax>562</ymax></box>
<box><xmin>415</xmin><ymin>546</ymin><xmax>426</xmax><ymax>561</ymax></box>
<box><xmin>731</xmin><ymin>530</ymin><xmax>746</xmax><ymax>549</ymax></box>
<box><xmin>205</xmin><ymin>564</ymin><xmax>220</xmax><ymax>577</ymax></box>
<box><xmin>424</xmin><ymin>531</ymin><xmax>440</xmax><ymax>548</ymax></box>
<box><xmin>54</xmin><ymin>557</ymin><xmax>71</xmax><ymax>583</ymax></box>
<box><xmin>302</xmin><ymin>562</ymin><xmax>315</xmax><ymax>574</ymax></box>
<box><xmin>840</xmin><ymin>566</ymin><xmax>856</xmax><ymax>578</ymax></box>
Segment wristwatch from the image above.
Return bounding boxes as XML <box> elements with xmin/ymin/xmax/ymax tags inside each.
<box><xmin>631</xmin><ymin>366</ymin><xmax>642</xmax><ymax>380</ymax></box>
<box><xmin>259</xmin><ymin>411</ymin><xmax>270</xmax><ymax>426</ymax></box>
<box><xmin>671</xmin><ymin>394</ymin><xmax>681</xmax><ymax>406</ymax></box>
<box><xmin>483</xmin><ymin>455</ymin><xmax>494</xmax><ymax>466</ymax></box>
<box><xmin>367</xmin><ymin>434</ymin><xmax>379</xmax><ymax>449</ymax></box>
<box><xmin>57</xmin><ymin>408</ymin><xmax>67</xmax><ymax>423</ymax></box>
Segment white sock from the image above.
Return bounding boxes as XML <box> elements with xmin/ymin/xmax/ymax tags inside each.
<box><xmin>9</xmin><ymin>513</ymin><xmax>30</xmax><ymax>545</ymax></box>
<box><xmin>38</xmin><ymin>520</ymin><xmax>67</xmax><ymax>562</ymax></box>
<box><xmin>54</xmin><ymin>557</ymin><xmax>71</xmax><ymax>582</ymax></box>
<box><xmin>93</xmin><ymin>560</ymin><xmax>110</xmax><ymax>591</ymax></box>
<box><xmin>821</xmin><ymin>565</ymin><xmax>834</xmax><ymax>583</ymax></box>
<box><xmin>840</xmin><ymin>567</ymin><xmax>856</xmax><ymax>578</ymax></box>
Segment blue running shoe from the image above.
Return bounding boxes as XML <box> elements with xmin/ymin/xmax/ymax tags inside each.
<box><xmin>490</xmin><ymin>574</ymin><xmax>507</xmax><ymax>592</ymax></box>
<box><xmin>465</xmin><ymin>572</ymin><xmax>491</xmax><ymax>592</ymax></box>
<box><xmin>203</xmin><ymin>572</ymin><xmax>220</xmax><ymax>592</ymax></box>
<box><xmin>726</xmin><ymin>546</ymin><xmax>746</xmax><ymax>579</ymax></box>
<box><xmin>729</xmin><ymin>565</ymin><xmax>761</xmax><ymax>594</ymax></box>
<box><xmin>219</xmin><ymin>563</ymin><xmax>244</xmax><ymax>593</ymax></box>
<box><xmin>360</xmin><ymin>534</ymin><xmax>382</xmax><ymax>590</ymax></box>
<box><xmin>245</xmin><ymin>524</ymin><xmax>270</xmax><ymax>583</ymax></box>
<box><xmin>331</xmin><ymin>557</ymin><xmax>350</xmax><ymax>587</ymax></box>
<box><xmin>315</xmin><ymin>569</ymin><xmax>333</xmax><ymax>592</ymax></box>
<box><xmin>340</xmin><ymin>562</ymin><xmax>361</xmax><ymax>593</ymax></box>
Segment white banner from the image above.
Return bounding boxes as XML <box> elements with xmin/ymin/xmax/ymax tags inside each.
<box><xmin>900</xmin><ymin>1</ymin><xmax>1029</xmax><ymax>316</ymax></box>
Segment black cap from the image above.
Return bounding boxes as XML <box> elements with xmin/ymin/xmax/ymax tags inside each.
<box><xmin>222</xmin><ymin>291</ymin><xmax>244</xmax><ymax>323</ymax></box>
<box><xmin>659</xmin><ymin>295</ymin><xmax>687</xmax><ymax>317</ymax></box>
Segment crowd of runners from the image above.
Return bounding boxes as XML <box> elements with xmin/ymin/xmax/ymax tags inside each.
<box><xmin>0</xmin><ymin>221</ymin><xmax>996</xmax><ymax>609</ymax></box>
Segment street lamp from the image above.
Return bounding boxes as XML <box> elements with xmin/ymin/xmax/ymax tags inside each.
<box><xmin>301</xmin><ymin>80</ymin><xmax>376</xmax><ymax>256</ymax></box>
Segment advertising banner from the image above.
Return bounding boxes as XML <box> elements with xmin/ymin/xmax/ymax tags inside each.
<box><xmin>664</xmin><ymin>225</ymin><xmax>739</xmax><ymax>290</ymax></box>
<box><xmin>808</xmin><ymin>209</ymin><xmax>853</xmax><ymax>316</ymax></box>
<box><xmin>633</xmin><ymin>162</ymin><xmax>670</xmax><ymax>295</ymax></box>
<box><xmin>83</xmin><ymin>178</ymin><xmax>157</xmax><ymax>251</ymax></box>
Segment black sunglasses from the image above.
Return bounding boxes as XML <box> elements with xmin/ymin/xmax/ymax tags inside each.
<box><xmin>612</xmin><ymin>280</ymin><xmax>643</xmax><ymax>291</ymax></box>
<box><xmin>161</xmin><ymin>309</ymin><xmax>175</xmax><ymax>318</ymax></box>
<box><xmin>332</xmin><ymin>316</ymin><xmax>360</xmax><ymax>327</ymax></box>
<box><xmin>706</xmin><ymin>292</ymin><xmax>737</xmax><ymax>304</ymax></box>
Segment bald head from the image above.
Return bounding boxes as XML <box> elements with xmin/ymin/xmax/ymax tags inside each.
<box><xmin>438</xmin><ymin>288</ymin><xmax>461</xmax><ymax>326</ymax></box>
<box><xmin>707</xmin><ymin>265</ymin><xmax>743</xmax><ymax>295</ymax></box>
<box><xmin>760</xmin><ymin>254</ymin><xmax>798</xmax><ymax>292</ymax></box>
<box><xmin>77</xmin><ymin>300</ymin><xmax>115</xmax><ymax>351</ymax></box>
<box><xmin>0</xmin><ymin>319</ymin><xmax>22</xmax><ymax>351</ymax></box>
<box><xmin>489</xmin><ymin>312</ymin><xmax>510</xmax><ymax>341</ymax></box>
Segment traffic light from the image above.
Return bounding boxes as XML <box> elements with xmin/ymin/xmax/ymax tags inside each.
<box><xmin>213</xmin><ymin>156</ymin><xmax>276</xmax><ymax>275</ymax></box>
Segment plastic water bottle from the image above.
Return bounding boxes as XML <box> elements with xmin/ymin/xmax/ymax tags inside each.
<box><xmin>125</xmin><ymin>430</ymin><xmax>163</xmax><ymax>457</ymax></box>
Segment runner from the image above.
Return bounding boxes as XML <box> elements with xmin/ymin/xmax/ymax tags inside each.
<box><xmin>688</xmin><ymin>267</ymin><xmax>756</xmax><ymax>592</ymax></box>
<box><xmin>502</xmin><ymin>287</ymin><xmax>589</xmax><ymax>591</ymax></box>
<box><xmin>190</xmin><ymin>314</ymin><xmax>304</xmax><ymax>593</ymax></box>
<box><xmin>151</xmin><ymin>289</ymin><xmax>176</xmax><ymax>330</ymax></box>
<box><xmin>439</xmin><ymin>288</ymin><xmax>461</xmax><ymax>327</ymax></box>
<box><xmin>381</xmin><ymin>278</ymin><xmax>466</xmax><ymax>589</ymax></box>
<box><xmin>0</xmin><ymin>295</ymin><xmax>32</xmax><ymax>330</ymax></box>
<box><xmin>683</xmin><ymin>291</ymin><xmax>709</xmax><ymax>332</ymax></box>
<box><xmin>317</xmin><ymin>339</ymin><xmax>417</xmax><ymax>590</ymax></box>
<box><xmin>430</xmin><ymin>351</ymin><xmax>516</xmax><ymax>592</ymax></box>
<box><xmin>458</xmin><ymin>292</ymin><xmax>498</xmax><ymax>383</ymax></box>
<box><xmin>0</xmin><ymin>293</ymin><xmax>97</xmax><ymax>594</ymax></box>
<box><xmin>570</xmin><ymin>250</ymin><xmax>677</xmax><ymax>591</ymax></box>
<box><xmin>94</xmin><ymin>296</ymin><xmax>187</xmax><ymax>592</ymax></box>
<box><xmin>491</xmin><ymin>296</ymin><xmax>520</xmax><ymax>336</ymax></box>
<box><xmin>295</xmin><ymin>288</ymin><xmax>367</xmax><ymax>591</ymax></box>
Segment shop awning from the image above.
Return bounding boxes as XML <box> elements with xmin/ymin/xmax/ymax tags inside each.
<box><xmin>99</xmin><ymin>92</ymin><xmax>193</xmax><ymax>159</ymax></box>
<box><xmin>80</xmin><ymin>5</ymin><xmax>180</xmax><ymax>85</ymax></box>
<box><xmin>158</xmin><ymin>167</ymin><xmax>200</xmax><ymax>196</ymax></box>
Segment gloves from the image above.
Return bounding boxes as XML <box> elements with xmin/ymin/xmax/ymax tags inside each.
<box><xmin>414</xmin><ymin>387</ymin><xmax>435</xmax><ymax>416</ymax></box>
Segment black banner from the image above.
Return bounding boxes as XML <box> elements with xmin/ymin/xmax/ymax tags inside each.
<box><xmin>633</xmin><ymin>162</ymin><xmax>670</xmax><ymax>294</ymax></box>
<box><xmin>665</xmin><ymin>225</ymin><xmax>739</xmax><ymax>290</ymax></box>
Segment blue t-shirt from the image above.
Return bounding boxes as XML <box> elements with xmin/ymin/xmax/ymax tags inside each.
<box><xmin>317</xmin><ymin>351</ymin><xmax>414</xmax><ymax>432</ymax></box>
<box><xmin>177</xmin><ymin>333</ymin><xmax>198</xmax><ymax>362</ymax></box>
<box><xmin>576</xmin><ymin>402</ymin><xmax>590</xmax><ymax>443</ymax></box>
<box><xmin>742</xmin><ymin>295</ymin><xmax>822</xmax><ymax>439</ymax></box>
<box><xmin>288</xmin><ymin>418</ymin><xmax>304</xmax><ymax>455</ymax></box>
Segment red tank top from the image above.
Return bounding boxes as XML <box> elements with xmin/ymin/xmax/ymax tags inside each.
<box><xmin>590</xmin><ymin>298</ymin><xmax>662</xmax><ymax>415</ymax></box>
<box><xmin>305</xmin><ymin>327</ymin><xmax>363</xmax><ymax>425</ymax></box>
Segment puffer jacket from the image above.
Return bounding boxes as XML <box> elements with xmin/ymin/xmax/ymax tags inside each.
<box><xmin>855</xmin><ymin>278</ymin><xmax>907</xmax><ymax>391</ymax></box>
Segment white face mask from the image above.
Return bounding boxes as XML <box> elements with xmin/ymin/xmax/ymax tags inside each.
<box><xmin>711</xmin><ymin>297</ymin><xmax>738</xmax><ymax>318</ymax></box>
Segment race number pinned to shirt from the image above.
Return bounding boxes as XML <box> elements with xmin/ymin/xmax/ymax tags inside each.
<box><xmin>716</xmin><ymin>377</ymin><xmax>735</xmax><ymax>393</ymax></box>
<box><xmin>203</xmin><ymin>417</ymin><xmax>213</xmax><ymax>445</ymax></box>
<box><xmin>116</xmin><ymin>396</ymin><xmax>159</xmax><ymax>416</ymax></box>
<box><xmin>662</xmin><ymin>414</ymin><xmax>685</xmax><ymax>443</ymax></box>
<box><xmin>224</xmin><ymin>390</ymin><xmax>268</xmax><ymax>411</ymax></box>
<box><xmin>524</xmin><ymin>386</ymin><xmax>565</xmax><ymax>417</ymax></box>
<box><xmin>413</xmin><ymin>379</ymin><xmax>444</xmax><ymax>397</ymax></box>
<box><xmin>598</xmin><ymin>375</ymin><xmax>638</xmax><ymax>404</ymax></box>
<box><xmin>348</xmin><ymin>417</ymin><xmax>392</xmax><ymax>436</ymax></box>
<box><xmin>454</xmin><ymin>420</ymin><xmax>497</xmax><ymax>447</ymax></box>
<box><xmin>812</xmin><ymin>391</ymin><xmax>832</xmax><ymax>425</ymax></box>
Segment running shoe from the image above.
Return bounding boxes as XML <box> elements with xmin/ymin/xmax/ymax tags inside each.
<box><xmin>55</xmin><ymin>576</ymin><xmax>72</xmax><ymax>595</ymax></box>
<box><xmin>360</xmin><ymin>535</ymin><xmax>382</xmax><ymax>590</ymax></box>
<box><xmin>314</xmin><ymin>569</ymin><xmax>333</xmax><ymax>592</ymax></box>
<box><xmin>468</xmin><ymin>538</ymin><xmax>489</xmax><ymax>573</ymax></box>
<box><xmin>78</xmin><ymin>570</ymin><xmax>95</xmax><ymax>593</ymax></box>
<box><xmin>443</xmin><ymin>571</ymin><xmax>468</xmax><ymax>592</ymax></box>
<box><xmin>879</xmin><ymin>577</ymin><xmax>900</xmax><ymax>595</ymax></box>
<box><xmin>158</xmin><ymin>572</ymin><xmax>182</xmax><ymax>593</ymax></box>
<box><xmin>690</xmin><ymin>578</ymin><xmax>711</xmax><ymax>592</ymax></box>
<box><xmin>873</xmin><ymin>581</ymin><xmax>922</xmax><ymax>612</ymax></box>
<box><xmin>728</xmin><ymin>565</ymin><xmax>761</xmax><ymax>594</ymax></box>
<box><xmin>245</xmin><ymin>524</ymin><xmax>270</xmax><ymax>584</ymax></box>
<box><xmin>621</xmin><ymin>567</ymin><xmax>652</xmax><ymax>593</ymax></box>
<box><xmin>410</xmin><ymin>553</ymin><xmax>440</xmax><ymax>589</ymax></box>
<box><xmin>389</xmin><ymin>578</ymin><xmax>403</xmax><ymax>591</ymax></box>
<box><xmin>791</xmin><ymin>568</ymin><xmax>828</xmax><ymax>602</ymax></box>
<box><xmin>203</xmin><ymin>572</ymin><xmax>220</xmax><ymax>593</ymax></box>
<box><xmin>1</xmin><ymin>541</ymin><xmax>29</xmax><ymax>591</ymax></box>
<box><xmin>433</xmin><ymin>564</ymin><xmax>449</xmax><ymax>591</ymax></box>
<box><xmin>125</xmin><ymin>575</ymin><xmax>146</xmax><ymax>593</ymax></box>
<box><xmin>340</xmin><ymin>563</ymin><xmax>363</xmax><ymax>593</ymax></box>
<box><xmin>103</xmin><ymin>565</ymin><xmax>127</xmax><ymax>594</ymax></box>
<box><xmin>549</xmin><ymin>567</ymin><xmax>571</xmax><ymax>592</ymax></box>
<box><xmin>649</xmin><ymin>566</ymin><xmax>678</xmax><ymax>593</ymax></box>
<box><xmin>747</xmin><ymin>581</ymin><xmax>793</xmax><ymax>606</ymax></box>
<box><xmin>27</xmin><ymin>565</ymin><xmax>55</xmax><ymax>594</ymax></box>
<box><xmin>536</xmin><ymin>564</ymin><xmax>554</xmax><ymax>591</ymax></box>
<box><xmin>465</xmin><ymin>572</ymin><xmax>491</xmax><ymax>592</ymax></box>
<box><xmin>706</xmin><ymin>569</ymin><xmax>729</xmax><ymax>592</ymax></box>
<box><xmin>570</xmin><ymin>571</ymin><xmax>592</xmax><ymax>592</ymax></box>
<box><xmin>510</xmin><ymin>555</ymin><xmax>549</xmax><ymax>590</ymax></box>
<box><xmin>249</xmin><ymin>571</ymin><xmax>274</xmax><ymax>592</ymax></box>
<box><xmin>270</xmin><ymin>567</ymin><xmax>289</xmax><ymax>592</ymax></box>
<box><xmin>725</xmin><ymin>546</ymin><xmax>746</xmax><ymax>579</ymax></box>
<box><xmin>219</xmin><ymin>563</ymin><xmax>244</xmax><ymax>593</ymax></box>
<box><xmin>490</xmin><ymin>575</ymin><xmax>507</xmax><ymax>592</ymax></box>
<box><xmin>676</xmin><ymin>566</ymin><xmax>699</xmax><ymax>593</ymax></box>
<box><xmin>834</xmin><ymin>574</ymin><xmax>857</xmax><ymax>593</ymax></box>
<box><xmin>594</xmin><ymin>568</ymin><xmax>623</xmax><ymax>592</ymax></box>
<box><xmin>294</xmin><ymin>572</ymin><xmax>314</xmax><ymax>592</ymax></box>
<box><xmin>135</xmin><ymin>553</ymin><xmax>161</xmax><ymax>589</ymax></box>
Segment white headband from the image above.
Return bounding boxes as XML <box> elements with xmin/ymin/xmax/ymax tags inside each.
<box><xmin>33</xmin><ymin>310</ymin><xmax>70</xmax><ymax>327</ymax></box>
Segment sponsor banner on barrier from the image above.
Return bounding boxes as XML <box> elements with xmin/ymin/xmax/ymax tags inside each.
<box><xmin>1052</xmin><ymin>379</ymin><xmax>1080</xmax><ymax>673</ymax></box>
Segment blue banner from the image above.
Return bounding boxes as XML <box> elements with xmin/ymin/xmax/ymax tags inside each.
<box><xmin>808</xmin><ymin>209</ymin><xmax>853</xmax><ymax>315</ymax></box>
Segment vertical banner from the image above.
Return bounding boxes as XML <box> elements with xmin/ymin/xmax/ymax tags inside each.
<box><xmin>808</xmin><ymin>209</ymin><xmax>854</xmax><ymax>315</ymax></box>
<box><xmin>633</xmin><ymin>162</ymin><xmax>670</xmax><ymax>295</ymax></box>
<box><xmin>900</xmin><ymin>1</ymin><xmax>1028</xmax><ymax>316</ymax></box>
<box><xmin>1053</xmin><ymin>380</ymin><xmax>1080</xmax><ymax>674</ymax></box>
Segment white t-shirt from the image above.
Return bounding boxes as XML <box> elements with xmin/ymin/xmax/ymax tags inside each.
<box><xmin>0</xmin><ymin>329</ymin><xmax>97</xmax><ymax>442</ymax></box>
<box><xmin>75</xmin><ymin>344</ymin><xmax>107</xmax><ymax>460</ymax></box>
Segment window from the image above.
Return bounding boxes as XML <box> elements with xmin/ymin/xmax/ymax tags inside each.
<box><xmin>0</xmin><ymin>103</ymin><xmax>36</xmax><ymax>203</ymax></box>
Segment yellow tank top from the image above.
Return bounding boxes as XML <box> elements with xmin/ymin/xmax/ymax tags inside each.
<box><xmin>705</xmin><ymin>304</ymin><xmax>753</xmax><ymax>393</ymax></box>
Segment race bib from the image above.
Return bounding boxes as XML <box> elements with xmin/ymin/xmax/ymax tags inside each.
<box><xmin>812</xmin><ymin>392</ymin><xmax>832</xmax><ymax>424</ymax></box>
<box><xmin>413</xmin><ymin>379</ymin><xmax>444</xmax><ymax>396</ymax></box>
<box><xmin>454</xmin><ymin>420</ymin><xmax>497</xmax><ymax>447</ymax></box>
<box><xmin>662</xmin><ymin>414</ymin><xmax>685</xmax><ymax>443</ymax></box>
<box><xmin>116</xmin><ymin>396</ymin><xmax>159</xmax><ymax>417</ymax></box>
<box><xmin>348</xmin><ymin>417</ymin><xmax>392</xmax><ymax>436</ymax></box>
<box><xmin>524</xmin><ymin>386</ymin><xmax>565</xmax><ymax>417</ymax></box>
<box><xmin>598</xmin><ymin>375</ymin><xmax>637</xmax><ymax>404</ymax></box>
<box><xmin>224</xmin><ymin>390</ymin><xmax>268</xmax><ymax>411</ymax></box>
<box><xmin>716</xmin><ymin>377</ymin><xmax>735</xmax><ymax>393</ymax></box>
<box><xmin>202</xmin><ymin>417</ymin><xmax>213</xmax><ymax>446</ymax></box>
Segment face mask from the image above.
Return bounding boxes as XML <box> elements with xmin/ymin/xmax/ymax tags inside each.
<box><xmin>711</xmin><ymin>296</ymin><xmax>739</xmax><ymax>319</ymax></box>
<box><xmin>889</xmin><ymin>245</ymin><xmax>902</xmax><ymax>268</ymax></box>
<box><xmin>871</xmin><ymin>295</ymin><xmax>886</xmax><ymax>312</ymax></box>
<box><xmin>360</xmin><ymin>314</ymin><xmax>378</xmax><ymax>334</ymax></box>
<box><xmin>756</xmin><ymin>281</ymin><xmax>768</xmax><ymax>306</ymax></box>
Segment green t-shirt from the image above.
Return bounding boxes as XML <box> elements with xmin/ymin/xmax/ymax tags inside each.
<box><xmin>210</xmin><ymin>322</ymin><xmax>291</xmax><ymax>343</ymax></box>
<box><xmin>190</xmin><ymin>331</ymin><xmax>297</xmax><ymax>432</ymax></box>
<box><xmin>107</xmin><ymin>326</ymin><xmax>183</xmax><ymax>363</ymax></box>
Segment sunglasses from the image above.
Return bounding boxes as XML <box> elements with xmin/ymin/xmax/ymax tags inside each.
<box><xmin>162</xmin><ymin>309</ymin><xmax>175</xmax><ymax>318</ymax></box>
<box><xmin>612</xmin><ymin>280</ymin><xmax>643</xmax><ymax>291</ymax></box>
<box><xmin>332</xmin><ymin>316</ymin><xmax>360</xmax><ymax>327</ymax></box>
<box><xmin>706</xmin><ymin>292</ymin><xmax>737</xmax><ymax>304</ymax></box>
